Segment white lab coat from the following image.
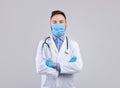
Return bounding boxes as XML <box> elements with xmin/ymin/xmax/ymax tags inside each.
<box><xmin>35</xmin><ymin>36</ymin><xmax>83</xmax><ymax>88</ymax></box>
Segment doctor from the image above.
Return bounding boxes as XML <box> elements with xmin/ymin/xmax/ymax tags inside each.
<box><xmin>35</xmin><ymin>10</ymin><xmax>83</xmax><ymax>88</ymax></box>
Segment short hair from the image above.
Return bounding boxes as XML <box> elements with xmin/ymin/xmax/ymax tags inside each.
<box><xmin>50</xmin><ymin>10</ymin><xmax>66</xmax><ymax>20</ymax></box>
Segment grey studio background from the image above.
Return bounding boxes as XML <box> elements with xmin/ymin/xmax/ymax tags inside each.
<box><xmin>0</xmin><ymin>0</ymin><xmax>120</xmax><ymax>88</ymax></box>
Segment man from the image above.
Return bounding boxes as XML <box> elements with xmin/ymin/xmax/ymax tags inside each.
<box><xmin>35</xmin><ymin>10</ymin><xmax>83</xmax><ymax>88</ymax></box>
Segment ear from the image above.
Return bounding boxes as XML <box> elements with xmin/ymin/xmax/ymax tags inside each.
<box><xmin>65</xmin><ymin>22</ymin><xmax>67</xmax><ymax>29</ymax></box>
<box><xmin>50</xmin><ymin>23</ymin><xmax>52</xmax><ymax>30</ymax></box>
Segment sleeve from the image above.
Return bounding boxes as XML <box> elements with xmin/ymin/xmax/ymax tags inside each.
<box><xmin>60</xmin><ymin>41</ymin><xmax>83</xmax><ymax>74</ymax></box>
<box><xmin>35</xmin><ymin>40</ymin><xmax>58</xmax><ymax>77</ymax></box>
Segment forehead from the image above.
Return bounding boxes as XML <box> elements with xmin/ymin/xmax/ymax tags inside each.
<box><xmin>51</xmin><ymin>14</ymin><xmax>65</xmax><ymax>21</ymax></box>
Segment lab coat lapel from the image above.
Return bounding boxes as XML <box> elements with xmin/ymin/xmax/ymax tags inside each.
<box><xmin>49</xmin><ymin>36</ymin><xmax>58</xmax><ymax>54</ymax></box>
<box><xmin>59</xmin><ymin>36</ymin><xmax>66</xmax><ymax>54</ymax></box>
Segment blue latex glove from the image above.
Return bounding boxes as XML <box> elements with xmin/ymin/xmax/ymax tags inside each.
<box><xmin>69</xmin><ymin>57</ymin><xmax>77</xmax><ymax>62</ymax></box>
<box><xmin>46</xmin><ymin>60</ymin><xmax>55</xmax><ymax>68</ymax></box>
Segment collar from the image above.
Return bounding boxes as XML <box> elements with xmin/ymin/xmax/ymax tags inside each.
<box><xmin>52</xmin><ymin>34</ymin><xmax>65</xmax><ymax>42</ymax></box>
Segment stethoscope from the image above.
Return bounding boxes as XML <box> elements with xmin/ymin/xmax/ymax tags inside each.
<box><xmin>42</xmin><ymin>36</ymin><xmax>69</xmax><ymax>56</ymax></box>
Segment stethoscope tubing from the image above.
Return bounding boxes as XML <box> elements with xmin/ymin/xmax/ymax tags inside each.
<box><xmin>42</xmin><ymin>36</ymin><xmax>69</xmax><ymax>59</ymax></box>
<box><xmin>42</xmin><ymin>36</ymin><xmax>68</xmax><ymax>50</ymax></box>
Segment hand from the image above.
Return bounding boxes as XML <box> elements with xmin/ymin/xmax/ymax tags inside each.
<box><xmin>45</xmin><ymin>60</ymin><xmax>55</xmax><ymax>68</ymax></box>
<box><xmin>69</xmin><ymin>56</ymin><xmax>77</xmax><ymax>62</ymax></box>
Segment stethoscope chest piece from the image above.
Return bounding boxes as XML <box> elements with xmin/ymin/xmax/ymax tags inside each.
<box><xmin>65</xmin><ymin>49</ymin><xmax>69</xmax><ymax>54</ymax></box>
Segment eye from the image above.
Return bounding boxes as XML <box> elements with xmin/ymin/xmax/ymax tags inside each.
<box><xmin>53</xmin><ymin>20</ymin><xmax>57</xmax><ymax>24</ymax></box>
<box><xmin>59</xmin><ymin>20</ymin><xmax>63</xmax><ymax>24</ymax></box>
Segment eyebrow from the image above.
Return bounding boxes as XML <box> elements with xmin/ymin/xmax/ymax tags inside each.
<box><xmin>59</xmin><ymin>20</ymin><xmax>64</xmax><ymax>21</ymax></box>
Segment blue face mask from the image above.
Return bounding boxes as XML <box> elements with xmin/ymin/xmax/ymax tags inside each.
<box><xmin>52</xmin><ymin>24</ymin><xmax>66</xmax><ymax>37</ymax></box>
